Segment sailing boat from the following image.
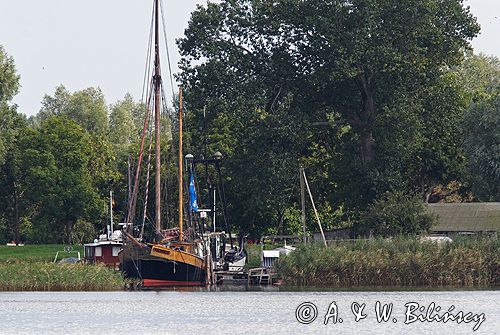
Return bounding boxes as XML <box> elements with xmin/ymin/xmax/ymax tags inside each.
<box><xmin>119</xmin><ymin>0</ymin><xmax>207</xmax><ymax>287</ymax></box>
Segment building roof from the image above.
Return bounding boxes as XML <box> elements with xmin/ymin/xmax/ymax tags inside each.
<box><xmin>427</xmin><ymin>203</ymin><xmax>500</xmax><ymax>232</ymax></box>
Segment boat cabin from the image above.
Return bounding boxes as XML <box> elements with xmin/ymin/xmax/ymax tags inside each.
<box><xmin>84</xmin><ymin>240</ymin><xmax>122</xmax><ymax>268</ymax></box>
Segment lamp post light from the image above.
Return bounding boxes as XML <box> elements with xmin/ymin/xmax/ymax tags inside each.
<box><xmin>213</xmin><ymin>151</ymin><xmax>223</xmax><ymax>161</ymax></box>
<box><xmin>185</xmin><ymin>153</ymin><xmax>194</xmax><ymax>171</ymax></box>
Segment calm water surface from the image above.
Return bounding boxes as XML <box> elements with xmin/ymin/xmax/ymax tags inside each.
<box><xmin>0</xmin><ymin>290</ymin><xmax>498</xmax><ymax>335</ymax></box>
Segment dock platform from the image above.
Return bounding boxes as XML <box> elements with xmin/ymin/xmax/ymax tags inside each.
<box><xmin>215</xmin><ymin>268</ymin><xmax>277</xmax><ymax>286</ymax></box>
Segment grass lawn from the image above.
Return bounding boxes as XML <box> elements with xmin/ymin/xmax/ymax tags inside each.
<box><xmin>0</xmin><ymin>244</ymin><xmax>84</xmax><ymax>263</ymax></box>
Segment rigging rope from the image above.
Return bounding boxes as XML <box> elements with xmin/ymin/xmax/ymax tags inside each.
<box><xmin>139</xmin><ymin>115</ymin><xmax>155</xmax><ymax>239</ymax></box>
<box><xmin>141</xmin><ymin>3</ymin><xmax>155</xmax><ymax>103</ymax></box>
<box><xmin>216</xmin><ymin>175</ymin><xmax>233</xmax><ymax>247</ymax></box>
<box><xmin>126</xmin><ymin>79</ymin><xmax>154</xmax><ymax>228</ymax></box>
<box><xmin>159</xmin><ymin>0</ymin><xmax>176</xmax><ymax>100</ymax></box>
<box><xmin>126</xmin><ymin>0</ymin><xmax>156</xmax><ymax>228</ymax></box>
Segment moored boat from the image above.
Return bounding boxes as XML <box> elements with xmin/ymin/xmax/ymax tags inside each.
<box><xmin>119</xmin><ymin>0</ymin><xmax>206</xmax><ymax>287</ymax></box>
<box><xmin>84</xmin><ymin>191</ymin><xmax>123</xmax><ymax>268</ymax></box>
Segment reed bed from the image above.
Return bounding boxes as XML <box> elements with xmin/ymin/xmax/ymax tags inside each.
<box><xmin>0</xmin><ymin>261</ymin><xmax>126</xmax><ymax>291</ymax></box>
<box><xmin>276</xmin><ymin>236</ymin><xmax>500</xmax><ymax>288</ymax></box>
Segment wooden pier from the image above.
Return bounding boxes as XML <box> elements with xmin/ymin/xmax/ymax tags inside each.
<box><xmin>247</xmin><ymin>267</ymin><xmax>276</xmax><ymax>285</ymax></box>
<box><xmin>215</xmin><ymin>267</ymin><xmax>277</xmax><ymax>286</ymax></box>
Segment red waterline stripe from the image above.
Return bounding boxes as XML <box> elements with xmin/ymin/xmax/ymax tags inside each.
<box><xmin>143</xmin><ymin>279</ymin><xmax>205</xmax><ymax>287</ymax></box>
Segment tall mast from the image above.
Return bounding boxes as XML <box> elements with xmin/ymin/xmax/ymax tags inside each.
<box><xmin>178</xmin><ymin>86</ymin><xmax>184</xmax><ymax>241</ymax></box>
<box><xmin>154</xmin><ymin>0</ymin><xmax>162</xmax><ymax>234</ymax></box>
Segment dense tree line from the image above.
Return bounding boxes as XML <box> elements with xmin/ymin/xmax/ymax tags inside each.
<box><xmin>0</xmin><ymin>0</ymin><xmax>499</xmax><ymax>244</ymax></box>
<box><xmin>177</xmin><ymin>0</ymin><xmax>498</xmax><ymax>235</ymax></box>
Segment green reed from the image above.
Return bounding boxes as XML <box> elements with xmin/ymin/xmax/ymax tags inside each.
<box><xmin>0</xmin><ymin>261</ymin><xmax>126</xmax><ymax>291</ymax></box>
<box><xmin>276</xmin><ymin>236</ymin><xmax>500</xmax><ymax>288</ymax></box>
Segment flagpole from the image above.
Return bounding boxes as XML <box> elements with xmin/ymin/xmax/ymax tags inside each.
<box><xmin>187</xmin><ymin>159</ymin><xmax>194</xmax><ymax>234</ymax></box>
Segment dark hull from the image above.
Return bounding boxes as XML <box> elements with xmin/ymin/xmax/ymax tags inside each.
<box><xmin>120</xmin><ymin>244</ymin><xmax>206</xmax><ymax>286</ymax></box>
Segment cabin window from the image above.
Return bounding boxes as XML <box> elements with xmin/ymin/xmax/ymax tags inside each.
<box><xmin>95</xmin><ymin>247</ymin><xmax>102</xmax><ymax>257</ymax></box>
<box><xmin>112</xmin><ymin>246</ymin><xmax>120</xmax><ymax>256</ymax></box>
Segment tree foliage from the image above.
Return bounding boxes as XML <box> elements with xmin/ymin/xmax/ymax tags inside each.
<box><xmin>0</xmin><ymin>46</ymin><xmax>21</xmax><ymax>165</ymax></box>
<box><xmin>178</xmin><ymin>0</ymin><xmax>480</xmax><ymax>234</ymax></box>
<box><xmin>456</xmin><ymin>52</ymin><xmax>500</xmax><ymax>98</ymax></box>
<box><xmin>19</xmin><ymin>116</ymin><xmax>104</xmax><ymax>244</ymax></box>
<box><xmin>463</xmin><ymin>95</ymin><xmax>500</xmax><ymax>200</ymax></box>
<box><xmin>453</xmin><ymin>53</ymin><xmax>500</xmax><ymax>201</ymax></box>
<box><xmin>0</xmin><ymin>45</ymin><xmax>19</xmax><ymax>104</ymax></box>
<box><xmin>0</xmin><ymin>2</ymin><xmax>495</xmax><ymax>243</ymax></box>
<box><xmin>361</xmin><ymin>190</ymin><xmax>436</xmax><ymax>236</ymax></box>
<box><xmin>0</xmin><ymin>46</ymin><xmax>27</xmax><ymax>244</ymax></box>
<box><xmin>39</xmin><ymin>85</ymin><xmax>109</xmax><ymax>134</ymax></box>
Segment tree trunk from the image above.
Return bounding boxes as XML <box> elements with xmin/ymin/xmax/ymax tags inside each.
<box><xmin>360</xmin><ymin>129</ymin><xmax>374</xmax><ymax>163</ymax></box>
<box><xmin>356</xmin><ymin>68</ymin><xmax>376</xmax><ymax>163</ymax></box>
<box><xmin>424</xmin><ymin>183</ymin><xmax>436</xmax><ymax>203</ymax></box>
<box><xmin>13</xmin><ymin>182</ymin><xmax>20</xmax><ymax>245</ymax></box>
<box><xmin>66</xmin><ymin>221</ymin><xmax>73</xmax><ymax>245</ymax></box>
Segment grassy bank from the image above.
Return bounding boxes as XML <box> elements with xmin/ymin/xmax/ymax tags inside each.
<box><xmin>0</xmin><ymin>245</ymin><xmax>126</xmax><ymax>291</ymax></box>
<box><xmin>0</xmin><ymin>244</ymin><xmax>84</xmax><ymax>263</ymax></box>
<box><xmin>276</xmin><ymin>237</ymin><xmax>500</xmax><ymax>288</ymax></box>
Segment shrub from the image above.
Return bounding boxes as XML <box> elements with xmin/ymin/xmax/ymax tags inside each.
<box><xmin>71</xmin><ymin>219</ymin><xmax>97</xmax><ymax>244</ymax></box>
<box><xmin>361</xmin><ymin>190</ymin><xmax>436</xmax><ymax>236</ymax></box>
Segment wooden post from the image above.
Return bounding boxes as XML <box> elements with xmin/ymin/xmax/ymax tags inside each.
<box><xmin>205</xmin><ymin>253</ymin><xmax>214</xmax><ymax>286</ymax></box>
<box><xmin>300</xmin><ymin>167</ymin><xmax>307</xmax><ymax>244</ymax></box>
<box><xmin>302</xmin><ymin>170</ymin><xmax>327</xmax><ymax>247</ymax></box>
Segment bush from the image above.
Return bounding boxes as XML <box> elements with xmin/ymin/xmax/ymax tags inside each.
<box><xmin>71</xmin><ymin>219</ymin><xmax>97</xmax><ymax>244</ymax></box>
<box><xmin>0</xmin><ymin>217</ymin><xmax>8</xmax><ymax>245</ymax></box>
<box><xmin>361</xmin><ymin>190</ymin><xmax>436</xmax><ymax>236</ymax></box>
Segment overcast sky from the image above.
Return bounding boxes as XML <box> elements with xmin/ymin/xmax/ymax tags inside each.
<box><xmin>0</xmin><ymin>0</ymin><xmax>499</xmax><ymax>116</ymax></box>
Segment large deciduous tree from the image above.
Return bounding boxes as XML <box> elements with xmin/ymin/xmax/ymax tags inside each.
<box><xmin>20</xmin><ymin>116</ymin><xmax>103</xmax><ymax>244</ymax></box>
<box><xmin>39</xmin><ymin>85</ymin><xmax>109</xmax><ymax>134</ymax></box>
<box><xmin>180</xmin><ymin>0</ymin><xmax>479</xmax><ymax>162</ymax></box>
<box><xmin>456</xmin><ymin>52</ymin><xmax>500</xmax><ymax>98</ymax></box>
<box><xmin>451</xmin><ymin>53</ymin><xmax>500</xmax><ymax>201</ymax></box>
<box><xmin>0</xmin><ymin>45</ymin><xmax>19</xmax><ymax>104</ymax></box>
<box><xmin>109</xmin><ymin>93</ymin><xmax>142</xmax><ymax>159</ymax></box>
<box><xmin>463</xmin><ymin>95</ymin><xmax>500</xmax><ymax>201</ymax></box>
<box><xmin>177</xmin><ymin>0</ymin><xmax>479</xmax><ymax>234</ymax></box>
<box><xmin>0</xmin><ymin>45</ymin><xmax>27</xmax><ymax>244</ymax></box>
<box><xmin>0</xmin><ymin>45</ymin><xmax>21</xmax><ymax>165</ymax></box>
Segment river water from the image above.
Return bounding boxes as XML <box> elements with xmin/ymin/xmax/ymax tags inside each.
<box><xmin>0</xmin><ymin>289</ymin><xmax>498</xmax><ymax>335</ymax></box>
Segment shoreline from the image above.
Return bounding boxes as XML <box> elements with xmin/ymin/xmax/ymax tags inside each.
<box><xmin>1</xmin><ymin>237</ymin><xmax>498</xmax><ymax>291</ymax></box>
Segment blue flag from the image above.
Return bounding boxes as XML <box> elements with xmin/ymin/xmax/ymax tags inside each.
<box><xmin>189</xmin><ymin>172</ymin><xmax>198</xmax><ymax>212</ymax></box>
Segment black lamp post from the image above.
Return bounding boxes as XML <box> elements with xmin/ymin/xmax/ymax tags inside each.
<box><xmin>212</xmin><ymin>151</ymin><xmax>234</xmax><ymax>248</ymax></box>
<box><xmin>189</xmin><ymin>151</ymin><xmax>234</xmax><ymax>248</ymax></box>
